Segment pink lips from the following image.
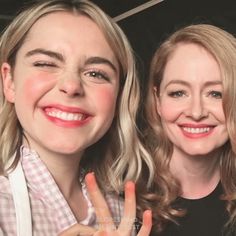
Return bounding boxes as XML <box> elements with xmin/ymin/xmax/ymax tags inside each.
<box><xmin>43</xmin><ymin>104</ymin><xmax>92</xmax><ymax>128</ymax></box>
<box><xmin>179</xmin><ymin>123</ymin><xmax>215</xmax><ymax>139</ymax></box>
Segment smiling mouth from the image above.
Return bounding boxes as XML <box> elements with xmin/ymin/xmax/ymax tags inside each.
<box><xmin>46</xmin><ymin>110</ymin><xmax>87</xmax><ymax>121</ymax></box>
<box><xmin>44</xmin><ymin>107</ymin><xmax>90</xmax><ymax>122</ymax></box>
<box><xmin>182</xmin><ymin>127</ymin><xmax>211</xmax><ymax>134</ymax></box>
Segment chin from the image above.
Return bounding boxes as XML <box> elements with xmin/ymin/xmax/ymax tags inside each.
<box><xmin>48</xmin><ymin>143</ymin><xmax>84</xmax><ymax>156</ymax></box>
<box><xmin>184</xmin><ymin>148</ymin><xmax>218</xmax><ymax>157</ymax></box>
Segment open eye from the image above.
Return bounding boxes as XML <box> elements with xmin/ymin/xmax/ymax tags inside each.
<box><xmin>208</xmin><ymin>90</ymin><xmax>222</xmax><ymax>99</ymax></box>
<box><xmin>84</xmin><ymin>70</ymin><xmax>110</xmax><ymax>82</ymax></box>
<box><xmin>168</xmin><ymin>90</ymin><xmax>186</xmax><ymax>98</ymax></box>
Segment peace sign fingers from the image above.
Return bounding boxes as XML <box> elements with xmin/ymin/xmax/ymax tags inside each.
<box><xmin>85</xmin><ymin>173</ymin><xmax>116</xmax><ymax>232</ymax></box>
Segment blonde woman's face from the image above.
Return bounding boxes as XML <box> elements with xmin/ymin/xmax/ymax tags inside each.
<box><xmin>1</xmin><ymin>12</ymin><xmax>120</xmax><ymax>159</ymax></box>
<box><xmin>155</xmin><ymin>43</ymin><xmax>228</xmax><ymax>157</ymax></box>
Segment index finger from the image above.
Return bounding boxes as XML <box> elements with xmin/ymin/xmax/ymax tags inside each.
<box><xmin>85</xmin><ymin>173</ymin><xmax>115</xmax><ymax>231</ymax></box>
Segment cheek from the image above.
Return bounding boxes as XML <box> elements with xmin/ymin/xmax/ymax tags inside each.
<box><xmin>211</xmin><ymin>107</ymin><xmax>226</xmax><ymax>123</ymax></box>
<box><xmin>159</xmin><ymin>102</ymin><xmax>182</xmax><ymax>122</ymax></box>
<box><xmin>91</xmin><ymin>86</ymin><xmax>118</xmax><ymax>113</ymax></box>
<box><xmin>15</xmin><ymin>73</ymin><xmax>54</xmax><ymax>104</ymax></box>
<box><xmin>24</xmin><ymin>78</ymin><xmax>42</xmax><ymax>99</ymax></box>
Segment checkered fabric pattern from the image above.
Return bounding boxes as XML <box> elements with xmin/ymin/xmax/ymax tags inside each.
<box><xmin>0</xmin><ymin>147</ymin><xmax>127</xmax><ymax>236</ymax></box>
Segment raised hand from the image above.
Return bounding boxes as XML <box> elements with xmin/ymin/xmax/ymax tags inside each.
<box><xmin>59</xmin><ymin>173</ymin><xmax>152</xmax><ymax>236</ymax></box>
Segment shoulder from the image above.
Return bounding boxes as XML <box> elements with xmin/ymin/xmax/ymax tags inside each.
<box><xmin>0</xmin><ymin>175</ymin><xmax>12</xmax><ymax>197</ymax></box>
<box><xmin>0</xmin><ymin>175</ymin><xmax>14</xmax><ymax>215</ymax></box>
<box><xmin>0</xmin><ymin>175</ymin><xmax>16</xmax><ymax>235</ymax></box>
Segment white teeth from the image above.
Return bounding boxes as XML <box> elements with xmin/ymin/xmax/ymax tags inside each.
<box><xmin>183</xmin><ymin>127</ymin><xmax>210</xmax><ymax>134</ymax></box>
<box><xmin>47</xmin><ymin>110</ymin><xmax>85</xmax><ymax>121</ymax></box>
<box><xmin>67</xmin><ymin>113</ymin><xmax>74</xmax><ymax>120</ymax></box>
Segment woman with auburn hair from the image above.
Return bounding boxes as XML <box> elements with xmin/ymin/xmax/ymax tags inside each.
<box><xmin>0</xmin><ymin>0</ymin><xmax>153</xmax><ymax>235</ymax></box>
<box><xmin>143</xmin><ymin>24</ymin><xmax>236</xmax><ymax>235</ymax></box>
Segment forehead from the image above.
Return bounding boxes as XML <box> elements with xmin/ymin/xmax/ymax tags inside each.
<box><xmin>167</xmin><ymin>43</ymin><xmax>216</xmax><ymax>64</ymax></box>
<box><xmin>16</xmin><ymin>11</ymin><xmax>118</xmax><ymax>67</ymax></box>
<box><xmin>25</xmin><ymin>11</ymin><xmax>103</xmax><ymax>43</ymax></box>
<box><xmin>162</xmin><ymin>43</ymin><xmax>221</xmax><ymax>84</ymax></box>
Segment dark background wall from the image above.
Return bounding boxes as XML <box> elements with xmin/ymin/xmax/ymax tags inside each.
<box><xmin>116</xmin><ymin>0</ymin><xmax>236</xmax><ymax>83</ymax></box>
<box><xmin>0</xmin><ymin>0</ymin><xmax>236</xmax><ymax>82</ymax></box>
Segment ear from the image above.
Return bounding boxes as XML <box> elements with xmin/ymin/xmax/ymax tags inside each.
<box><xmin>154</xmin><ymin>86</ymin><xmax>161</xmax><ymax>116</ymax></box>
<box><xmin>1</xmin><ymin>62</ymin><xmax>15</xmax><ymax>103</ymax></box>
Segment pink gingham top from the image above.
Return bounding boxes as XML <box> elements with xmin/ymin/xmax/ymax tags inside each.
<box><xmin>0</xmin><ymin>147</ymin><xmax>124</xmax><ymax>235</ymax></box>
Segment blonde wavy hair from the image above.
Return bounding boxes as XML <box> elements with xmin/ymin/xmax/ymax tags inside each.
<box><xmin>0</xmin><ymin>0</ymin><xmax>155</xmax><ymax>194</ymax></box>
<box><xmin>144</xmin><ymin>24</ymin><xmax>236</xmax><ymax>233</ymax></box>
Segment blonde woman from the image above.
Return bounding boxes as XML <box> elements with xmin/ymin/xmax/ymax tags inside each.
<box><xmin>143</xmin><ymin>24</ymin><xmax>236</xmax><ymax>235</ymax></box>
<box><xmin>0</xmin><ymin>0</ymin><xmax>153</xmax><ymax>235</ymax></box>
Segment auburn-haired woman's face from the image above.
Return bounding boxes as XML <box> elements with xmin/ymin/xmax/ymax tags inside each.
<box><xmin>155</xmin><ymin>43</ymin><xmax>228</xmax><ymax>157</ymax></box>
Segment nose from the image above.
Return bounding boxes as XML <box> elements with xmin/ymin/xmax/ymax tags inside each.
<box><xmin>58</xmin><ymin>72</ymin><xmax>84</xmax><ymax>97</ymax></box>
<box><xmin>185</xmin><ymin>95</ymin><xmax>208</xmax><ymax>120</ymax></box>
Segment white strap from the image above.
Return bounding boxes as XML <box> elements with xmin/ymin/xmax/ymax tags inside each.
<box><xmin>0</xmin><ymin>227</ymin><xmax>4</xmax><ymax>236</ymax></box>
<box><xmin>8</xmin><ymin>160</ymin><xmax>32</xmax><ymax>236</ymax></box>
<box><xmin>113</xmin><ymin>0</ymin><xmax>164</xmax><ymax>22</ymax></box>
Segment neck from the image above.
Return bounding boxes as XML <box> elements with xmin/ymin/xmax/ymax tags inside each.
<box><xmin>170</xmin><ymin>148</ymin><xmax>221</xmax><ymax>199</ymax></box>
<box><xmin>42</xmin><ymin>154</ymin><xmax>82</xmax><ymax>198</ymax></box>
<box><xmin>22</xmin><ymin>139</ymin><xmax>89</xmax><ymax>221</ymax></box>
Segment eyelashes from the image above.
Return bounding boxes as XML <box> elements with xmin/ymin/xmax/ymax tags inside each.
<box><xmin>167</xmin><ymin>90</ymin><xmax>222</xmax><ymax>99</ymax></box>
<box><xmin>167</xmin><ymin>90</ymin><xmax>186</xmax><ymax>98</ymax></box>
<box><xmin>33</xmin><ymin>61</ymin><xmax>111</xmax><ymax>83</ymax></box>
<box><xmin>207</xmin><ymin>90</ymin><xmax>222</xmax><ymax>99</ymax></box>
<box><xmin>33</xmin><ymin>61</ymin><xmax>57</xmax><ymax>67</ymax></box>
<box><xmin>84</xmin><ymin>70</ymin><xmax>110</xmax><ymax>82</ymax></box>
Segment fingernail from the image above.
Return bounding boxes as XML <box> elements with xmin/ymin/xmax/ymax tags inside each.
<box><xmin>85</xmin><ymin>172</ymin><xmax>97</xmax><ymax>190</ymax></box>
<box><xmin>143</xmin><ymin>210</ymin><xmax>152</xmax><ymax>226</ymax></box>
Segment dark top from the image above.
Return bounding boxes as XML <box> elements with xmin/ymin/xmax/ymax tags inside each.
<box><xmin>159</xmin><ymin>183</ymin><xmax>229</xmax><ymax>236</ymax></box>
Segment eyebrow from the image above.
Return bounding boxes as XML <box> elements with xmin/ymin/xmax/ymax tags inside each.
<box><xmin>164</xmin><ymin>79</ymin><xmax>222</xmax><ymax>89</ymax></box>
<box><xmin>84</xmin><ymin>56</ymin><xmax>117</xmax><ymax>73</ymax></box>
<box><xmin>25</xmin><ymin>49</ymin><xmax>117</xmax><ymax>73</ymax></box>
<box><xmin>25</xmin><ymin>48</ymin><xmax>64</xmax><ymax>62</ymax></box>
